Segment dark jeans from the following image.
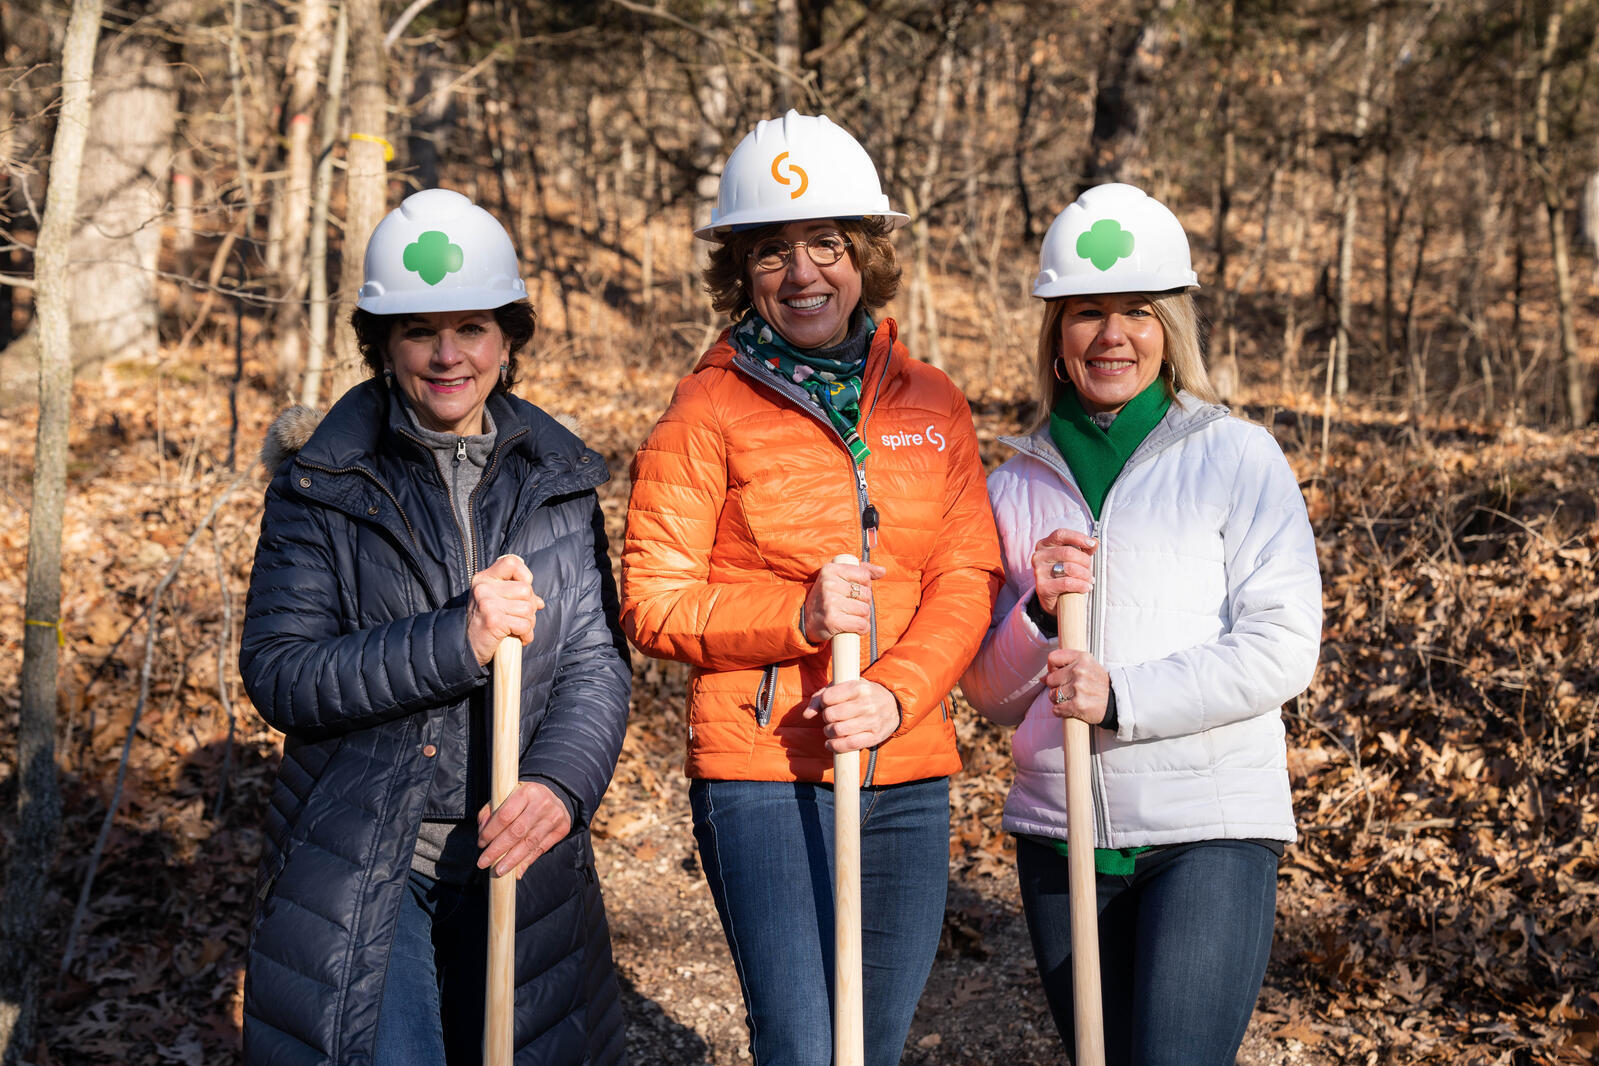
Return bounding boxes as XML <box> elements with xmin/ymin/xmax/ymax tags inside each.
<box><xmin>691</xmin><ymin>777</ymin><xmax>950</xmax><ymax>1066</ymax></box>
<box><xmin>1016</xmin><ymin>836</ymin><xmax>1279</xmax><ymax>1066</ymax></box>
<box><xmin>374</xmin><ymin>869</ymin><xmax>488</xmax><ymax>1065</ymax></box>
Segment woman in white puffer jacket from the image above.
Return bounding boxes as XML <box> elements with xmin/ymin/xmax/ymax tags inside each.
<box><xmin>961</xmin><ymin>184</ymin><xmax>1322</xmax><ymax>1066</ymax></box>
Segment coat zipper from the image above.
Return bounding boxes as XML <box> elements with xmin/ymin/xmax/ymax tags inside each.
<box><xmin>1001</xmin><ymin>409</ymin><xmax>1226</xmax><ymax>849</ymax></box>
<box><xmin>730</xmin><ymin>349</ymin><xmax>892</xmax><ymax>784</ymax></box>
<box><xmin>459</xmin><ymin>439</ymin><xmax>475</xmax><ymax>575</ymax></box>
<box><xmin>396</xmin><ymin>424</ymin><xmax>530</xmax><ymax>584</ymax></box>
<box><xmin>1085</xmin><ymin>514</ymin><xmax>1110</xmax><ymax>847</ymax></box>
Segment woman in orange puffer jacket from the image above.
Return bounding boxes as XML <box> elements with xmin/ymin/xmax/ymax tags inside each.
<box><xmin>622</xmin><ymin>111</ymin><xmax>1002</xmax><ymax>1066</ymax></box>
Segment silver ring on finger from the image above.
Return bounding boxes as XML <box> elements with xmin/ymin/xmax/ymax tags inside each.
<box><xmin>1050</xmin><ymin>562</ymin><xmax>1067</xmax><ymax>579</ymax></box>
<box><xmin>1053</xmin><ymin>685</ymin><xmax>1069</xmax><ymax>705</ymax></box>
<box><xmin>848</xmin><ymin>581</ymin><xmax>861</xmax><ymax>600</ymax></box>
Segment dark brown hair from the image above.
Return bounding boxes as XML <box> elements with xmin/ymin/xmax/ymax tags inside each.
<box><xmin>703</xmin><ymin>217</ymin><xmax>901</xmax><ymax>321</ymax></box>
<box><xmin>351</xmin><ymin>300</ymin><xmax>537</xmax><ymax>389</ymax></box>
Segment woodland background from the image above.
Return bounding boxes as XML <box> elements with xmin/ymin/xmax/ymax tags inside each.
<box><xmin>0</xmin><ymin>0</ymin><xmax>1597</xmax><ymax>1063</ymax></box>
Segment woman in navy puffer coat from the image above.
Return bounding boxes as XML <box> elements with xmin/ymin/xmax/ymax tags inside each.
<box><xmin>239</xmin><ymin>189</ymin><xmax>630</xmax><ymax>1065</ymax></box>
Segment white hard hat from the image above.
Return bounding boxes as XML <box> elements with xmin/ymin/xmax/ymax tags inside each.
<box><xmin>694</xmin><ymin>109</ymin><xmax>910</xmax><ymax>241</ymax></box>
<box><xmin>1032</xmin><ymin>183</ymin><xmax>1200</xmax><ymax>299</ymax></box>
<box><xmin>356</xmin><ymin>188</ymin><xmax>528</xmax><ymax>314</ymax></box>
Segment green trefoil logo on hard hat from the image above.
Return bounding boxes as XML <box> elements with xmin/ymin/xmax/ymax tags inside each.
<box><xmin>403</xmin><ymin>231</ymin><xmax>464</xmax><ymax>285</ymax></box>
<box><xmin>1076</xmin><ymin>219</ymin><xmax>1135</xmax><ymax>271</ymax></box>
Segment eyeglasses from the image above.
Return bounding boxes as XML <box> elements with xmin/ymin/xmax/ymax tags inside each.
<box><xmin>747</xmin><ymin>232</ymin><xmax>852</xmax><ymax>272</ymax></box>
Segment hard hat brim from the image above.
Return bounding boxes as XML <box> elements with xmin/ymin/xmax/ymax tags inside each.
<box><xmin>1031</xmin><ymin>274</ymin><xmax>1200</xmax><ymax>300</ymax></box>
<box><xmin>694</xmin><ymin>208</ymin><xmax>911</xmax><ymax>242</ymax></box>
<box><xmin>355</xmin><ymin>283</ymin><xmax>529</xmax><ymax>316</ymax></box>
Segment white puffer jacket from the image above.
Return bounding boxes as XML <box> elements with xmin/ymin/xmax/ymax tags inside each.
<box><xmin>961</xmin><ymin>396</ymin><xmax>1321</xmax><ymax>848</ymax></box>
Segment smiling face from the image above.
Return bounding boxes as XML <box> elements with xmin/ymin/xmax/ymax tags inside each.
<box><xmin>384</xmin><ymin>309</ymin><xmax>510</xmax><ymax>435</ymax></box>
<box><xmin>745</xmin><ymin>220</ymin><xmax>863</xmax><ymax>349</ymax></box>
<box><xmin>1055</xmin><ymin>293</ymin><xmax>1167</xmax><ymax>416</ymax></box>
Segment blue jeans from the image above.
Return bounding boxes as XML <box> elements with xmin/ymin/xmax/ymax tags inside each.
<box><xmin>1016</xmin><ymin>837</ymin><xmax>1279</xmax><ymax>1066</ymax></box>
<box><xmin>691</xmin><ymin>777</ymin><xmax>950</xmax><ymax>1066</ymax></box>
<box><xmin>374</xmin><ymin>869</ymin><xmax>488</xmax><ymax>1065</ymax></box>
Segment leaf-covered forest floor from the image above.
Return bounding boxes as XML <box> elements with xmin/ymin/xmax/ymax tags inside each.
<box><xmin>0</xmin><ymin>308</ymin><xmax>1595</xmax><ymax>1065</ymax></box>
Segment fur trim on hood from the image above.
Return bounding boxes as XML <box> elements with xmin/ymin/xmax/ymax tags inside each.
<box><xmin>260</xmin><ymin>405</ymin><xmax>323</xmax><ymax>474</ymax></box>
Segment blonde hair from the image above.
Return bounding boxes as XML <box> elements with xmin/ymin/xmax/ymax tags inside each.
<box><xmin>1029</xmin><ymin>290</ymin><xmax>1217</xmax><ymax>432</ymax></box>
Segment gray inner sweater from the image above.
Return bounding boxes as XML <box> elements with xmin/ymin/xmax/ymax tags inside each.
<box><xmin>403</xmin><ymin>400</ymin><xmax>497</xmax><ymax>882</ymax></box>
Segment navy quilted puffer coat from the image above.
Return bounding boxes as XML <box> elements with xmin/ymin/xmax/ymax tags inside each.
<box><xmin>239</xmin><ymin>380</ymin><xmax>630</xmax><ymax>1065</ymax></box>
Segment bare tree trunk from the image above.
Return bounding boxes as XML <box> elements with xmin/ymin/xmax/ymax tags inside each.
<box><xmin>0</xmin><ymin>8</ymin><xmax>178</xmax><ymax>406</ymax></box>
<box><xmin>1012</xmin><ymin>48</ymin><xmax>1038</xmax><ymax>243</ymax></box>
<box><xmin>1578</xmin><ymin>169</ymin><xmax>1599</xmax><ymax>285</ymax></box>
<box><xmin>1508</xmin><ymin>1</ymin><xmax>1529</xmax><ymax>425</ymax></box>
<box><xmin>405</xmin><ymin>41</ymin><xmax>452</xmax><ymax>192</ymax></box>
<box><xmin>1282</xmin><ymin>95</ymin><xmax>1316</xmax><ymax>393</ymax></box>
<box><xmin>275</xmin><ymin>0</ymin><xmax>328</xmax><ymax>395</ymax></box>
<box><xmin>1333</xmin><ymin>20</ymin><xmax>1378</xmax><ymax>401</ymax></box>
<box><xmin>332</xmin><ymin>0</ymin><xmax>388</xmax><ymax>398</ymax></box>
<box><xmin>775</xmin><ymin>0</ymin><xmax>800</xmax><ymax>111</ymax></box>
<box><xmin>171</xmin><ymin>152</ymin><xmax>195</xmax><ymax>318</ymax></box>
<box><xmin>0</xmin><ymin>0</ymin><xmax>103</xmax><ymax>1059</ymax></box>
<box><xmin>1460</xmin><ymin>126</ymin><xmax>1496</xmax><ymax>418</ymax></box>
<box><xmin>0</xmin><ymin>14</ymin><xmax>16</xmax><ymax>353</ymax></box>
<box><xmin>638</xmin><ymin>34</ymin><xmax>656</xmax><ymax>319</ymax></box>
<box><xmin>302</xmin><ymin>0</ymin><xmax>348</xmax><ymax>411</ymax></box>
<box><xmin>693</xmin><ymin>58</ymin><xmax>729</xmax><ymax>285</ymax></box>
<box><xmin>906</xmin><ymin>11</ymin><xmax>957</xmax><ymax>370</ymax></box>
<box><xmin>1532</xmin><ymin>0</ymin><xmax>1588</xmax><ymax>427</ymax></box>
<box><xmin>1209</xmin><ymin>0</ymin><xmax>1238</xmax><ymax>401</ymax></box>
<box><xmin>1080</xmin><ymin>0</ymin><xmax>1176</xmax><ymax>194</ymax></box>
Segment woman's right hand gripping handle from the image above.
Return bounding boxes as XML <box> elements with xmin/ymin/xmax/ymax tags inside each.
<box><xmin>1030</xmin><ymin>528</ymin><xmax>1097</xmax><ymax>617</ymax></box>
<box><xmin>800</xmin><ymin>558</ymin><xmax>887</xmax><ymax>644</ymax></box>
<box><xmin>466</xmin><ymin>554</ymin><xmax>545</xmax><ymax>667</ymax></box>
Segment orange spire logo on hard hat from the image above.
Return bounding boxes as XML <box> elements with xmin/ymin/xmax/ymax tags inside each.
<box><xmin>770</xmin><ymin>152</ymin><xmax>809</xmax><ymax>199</ymax></box>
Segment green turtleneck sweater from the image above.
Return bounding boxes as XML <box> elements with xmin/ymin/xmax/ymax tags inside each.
<box><xmin>1047</xmin><ymin>380</ymin><xmax>1172</xmax><ymax>520</ymax></box>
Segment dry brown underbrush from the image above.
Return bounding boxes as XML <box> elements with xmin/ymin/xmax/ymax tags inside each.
<box><xmin>1269</xmin><ymin>414</ymin><xmax>1598</xmax><ymax>1063</ymax></box>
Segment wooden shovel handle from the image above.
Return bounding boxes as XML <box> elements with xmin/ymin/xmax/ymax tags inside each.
<box><xmin>830</xmin><ymin>553</ymin><xmax>864</xmax><ymax>1066</ymax></box>
<box><xmin>485</xmin><ymin>635</ymin><xmax>520</xmax><ymax>1066</ymax></box>
<box><xmin>1058</xmin><ymin>591</ymin><xmax>1105</xmax><ymax>1066</ymax></box>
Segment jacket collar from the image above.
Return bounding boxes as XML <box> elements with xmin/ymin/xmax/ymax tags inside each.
<box><xmin>285</xmin><ymin>379</ymin><xmax>609</xmax><ymax>474</ymax></box>
<box><xmin>1002</xmin><ymin>391</ymin><xmax>1230</xmax><ymax>479</ymax></box>
<box><xmin>282</xmin><ymin>380</ymin><xmax>609</xmax><ymax>523</ymax></box>
<box><xmin>291</xmin><ymin>380</ymin><xmax>527</xmax><ymax>470</ymax></box>
<box><xmin>697</xmin><ymin>314</ymin><xmax>905</xmax><ymax>386</ymax></box>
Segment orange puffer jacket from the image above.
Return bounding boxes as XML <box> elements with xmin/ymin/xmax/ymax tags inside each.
<box><xmin>622</xmin><ymin>318</ymin><xmax>1002</xmax><ymax>786</ymax></box>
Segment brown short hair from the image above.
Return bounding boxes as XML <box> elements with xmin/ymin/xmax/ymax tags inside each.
<box><xmin>351</xmin><ymin>300</ymin><xmax>537</xmax><ymax>390</ymax></box>
<box><xmin>1029</xmin><ymin>290</ymin><xmax>1217</xmax><ymax>431</ymax></box>
<box><xmin>703</xmin><ymin>217</ymin><xmax>901</xmax><ymax>321</ymax></box>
